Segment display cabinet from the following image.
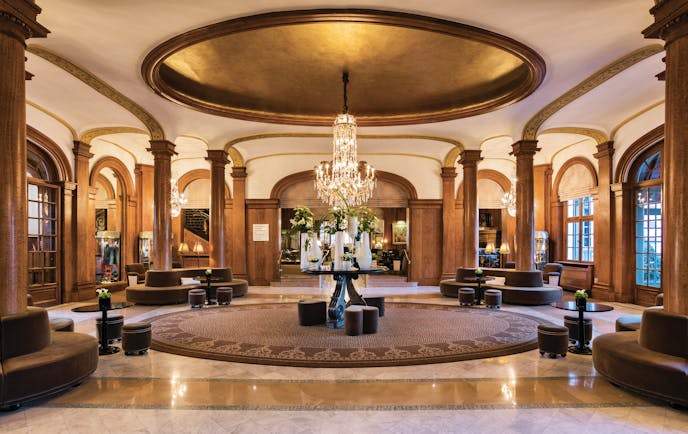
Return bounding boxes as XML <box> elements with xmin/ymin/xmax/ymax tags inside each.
<box><xmin>535</xmin><ymin>230</ymin><xmax>549</xmax><ymax>270</ymax></box>
<box><xmin>96</xmin><ymin>231</ymin><xmax>121</xmax><ymax>282</ymax></box>
<box><xmin>138</xmin><ymin>231</ymin><xmax>153</xmax><ymax>268</ymax></box>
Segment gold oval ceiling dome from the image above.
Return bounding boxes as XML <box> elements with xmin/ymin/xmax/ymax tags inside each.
<box><xmin>142</xmin><ymin>9</ymin><xmax>546</xmax><ymax>126</ymax></box>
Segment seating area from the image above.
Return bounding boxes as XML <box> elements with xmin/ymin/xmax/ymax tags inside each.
<box><xmin>440</xmin><ymin>267</ymin><xmax>562</xmax><ymax>305</ymax></box>
<box><xmin>125</xmin><ymin>267</ymin><xmax>248</xmax><ymax>305</ymax></box>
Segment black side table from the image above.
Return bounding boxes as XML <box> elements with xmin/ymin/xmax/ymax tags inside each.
<box><xmin>551</xmin><ymin>301</ymin><xmax>614</xmax><ymax>354</ymax></box>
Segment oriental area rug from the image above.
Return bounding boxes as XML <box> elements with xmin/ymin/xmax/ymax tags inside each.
<box><xmin>149</xmin><ymin>302</ymin><xmax>545</xmax><ymax>368</ymax></box>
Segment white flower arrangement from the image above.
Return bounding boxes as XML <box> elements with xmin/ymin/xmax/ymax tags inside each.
<box><xmin>290</xmin><ymin>206</ymin><xmax>314</xmax><ymax>233</ymax></box>
<box><xmin>96</xmin><ymin>288</ymin><xmax>112</xmax><ymax>299</ymax></box>
<box><xmin>341</xmin><ymin>253</ymin><xmax>354</xmax><ymax>261</ymax></box>
<box><xmin>574</xmin><ymin>289</ymin><xmax>588</xmax><ymax>299</ymax></box>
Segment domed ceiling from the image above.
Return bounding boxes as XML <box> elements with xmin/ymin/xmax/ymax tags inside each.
<box><xmin>142</xmin><ymin>9</ymin><xmax>545</xmax><ymax>126</ymax></box>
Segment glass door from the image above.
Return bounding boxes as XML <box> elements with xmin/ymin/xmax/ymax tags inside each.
<box><xmin>28</xmin><ymin>181</ymin><xmax>60</xmax><ymax>305</ymax></box>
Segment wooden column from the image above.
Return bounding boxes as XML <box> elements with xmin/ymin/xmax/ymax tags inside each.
<box><xmin>408</xmin><ymin>199</ymin><xmax>443</xmax><ymax>285</ymax></box>
<box><xmin>206</xmin><ymin>150</ymin><xmax>229</xmax><ymax>267</ymax></box>
<box><xmin>147</xmin><ymin>140</ymin><xmax>176</xmax><ymax>271</ymax></box>
<box><xmin>611</xmin><ymin>182</ymin><xmax>634</xmax><ymax>303</ymax></box>
<box><xmin>512</xmin><ymin>140</ymin><xmax>540</xmax><ymax>270</ymax></box>
<box><xmin>645</xmin><ymin>0</ymin><xmax>688</xmax><ymax>314</ymax></box>
<box><xmin>441</xmin><ymin>167</ymin><xmax>458</xmax><ymax>279</ymax></box>
<box><xmin>231</xmin><ymin>167</ymin><xmax>247</xmax><ymax>279</ymax></box>
<box><xmin>73</xmin><ymin>142</ymin><xmax>96</xmax><ymax>301</ymax></box>
<box><xmin>60</xmin><ymin>182</ymin><xmax>76</xmax><ymax>303</ymax></box>
<box><xmin>0</xmin><ymin>1</ymin><xmax>48</xmax><ymax>315</ymax></box>
<box><xmin>459</xmin><ymin>151</ymin><xmax>482</xmax><ymax>267</ymax></box>
<box><xmin>135</xmin><ymin>163</ymin><xmax>154</xmax><ymax>233</ymax></box>
<box><xmin>533</xmin><ymin>164</ymin><xmax>552</xmax><ymax>232</ymax></box>
<box><xmin>593</xmin><ymin>141</ymin><xmax>615</xmax><ymax>300</ymax></box>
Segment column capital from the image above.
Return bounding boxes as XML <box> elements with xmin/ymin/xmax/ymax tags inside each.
<box><xmin>206</xmin><ymin>149</ymin><xmax>229</xmax><ymax>166</ymax></box>
<box><xmin>510</xmin><ymin>140</ymin><xmax>540</xmax><ymax>157</ymax></box>
<box><xmin>231</xmin><ymin>166</ymin><xmax>247</xmax><ymax>179</ymax></box>
<box><xmin>441</xmin><ymin>167</ymin><xmax>457</xmax><ymax>179</ymax></box>
<box><xmin>594</xmin><ymin>141</ymin><xmax>615</xmax><ymax>160</ymax></box>
<box><xmin>458</xmin><ymin>150</ymin><xmax>483</xmax><ymax>166</ymax></box>
<box><xmin>0</xmin><ymin>1</ymin><xmax>49</xmax><ymax>42</ymax></box>
<box><xmin>610</xmin><ymin>182</ymin><xmax>632</xmax><ymax>195</ymax></box>
<box><xmin>643</xmin><ymin>0</ymin><xmax>688</xmax><ymax>42</ymax></box>
<box><xmin>72</xmin><ymin>141</ymin><xmax>94</xmax><ymax>159</ymax></box>
<box><xmin>147</xmin><ymin>140</ymin><xmax>176</xmax><ymax>157</ymax></box>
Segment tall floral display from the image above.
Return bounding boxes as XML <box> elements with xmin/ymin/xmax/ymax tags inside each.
<box><xmin>290</xmin><ymin>206</ymin><xmax>314</xmax><ymax>270</ymax></box>
<box><xmin>356</xmin><ymin>206</ymin><xmax>378</xmax><ymax>269</ymax></box>
<box><xmin>326</xmin><ymin>207</ymin><xmax>348</xmax><ymax>270</ymax></box>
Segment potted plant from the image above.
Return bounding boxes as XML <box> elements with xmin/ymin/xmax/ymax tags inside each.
<box><xmin>308</xmin><ymin>256</ymin><xmax>320</xmax><ymax>270</ymax></box>
<box><xmin>341</xmin><ymin>253</ymin><xmax>354</xmax><ymax>270</ymax></box>
<box><xmin>474</xmin><ymin>268</ymin><xmax>484</xmax><ymax>278</ymax></box>
<box><xmin>290</xmin><ymin>205</ymin><xmax>314</xmax><ymax>270</ymax></box>
<box><xmin>574</xmin><ymin>289</ymin><xmax>588</xmax><ymax>309</ymax></box>
<box><xmin>96</xmin><ymin>288</ymin><xmax>112</xmax><ymax>311</ymax></box>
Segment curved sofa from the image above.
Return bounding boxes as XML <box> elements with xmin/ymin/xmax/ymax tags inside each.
<box><xmin>126</xmin><ymin>267</ymin><xmax>248</xmax><ymax>305</ymax></box>
<box><xmin>1</xmin><ymin>307</ymin><xmax>98</xmax><ymax>408</ymax></box>
<box><xmin>593</xmin><ymin>308</ymin><xmax>687</xmax><ymax>407</ymax></box>
<box><xmin>440</xmin><ymin>267</ymin><xmax>562</xmax><ymax>305</ymax></box>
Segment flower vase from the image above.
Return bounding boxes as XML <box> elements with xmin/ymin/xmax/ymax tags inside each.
<box><xmin>300</xmin><ymin>232</ymin><xmax>309</xmax><ymax>270</ymax></box>
<box><xmin>98</xmin><ymin>297</ymin><xmax>111</xmax><ymax>311</ymax></box>
<box><xmin>576</xmin><ymin>297</ymin><xmax>587</xmax><ymax>310</ymax></box>
<box><xmin>308</xmin><ymin>232</ymin><xmax>322</xmax><ymax>266</ymax></box>
<box><xmin>333</xmin><ymin>231</ymin><xmax>344</xmax><ymax>270</ymax></box>
<box><xmin>356</xmin><ymin>232</ymin><xmax>373</xmax><ymax>269</ymax></box>
<box><xmin>347</xmin><ymin>216</ymin><xmax>358</xmax><ymax>243</ymax></box>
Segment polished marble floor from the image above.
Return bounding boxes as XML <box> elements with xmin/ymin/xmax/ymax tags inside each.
<box><xmin>2</xmin><ymin>285</ymin><xmax>687</xmax><ymax>433</ymax></box>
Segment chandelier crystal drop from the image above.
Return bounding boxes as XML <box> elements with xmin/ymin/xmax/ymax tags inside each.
<box><xmin>170</xmin><ymin>178</ymin><xmax>187</xmax><ymax>218</ymax></box>
<box><xmin>315</xmin><ymin>72</ymin><xmax>375</xmax><ymax>208</ymax></box>
<box><xmin>501</xmin><ymin>176</ymin><xmax>516</xmax><ymax>217</ymax></box>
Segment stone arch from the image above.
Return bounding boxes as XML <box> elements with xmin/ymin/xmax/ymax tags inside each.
<box><xmin>89</xmin><ymin>156</ymin><xmax>136</xmax><ymax>199</ymax></box>
<box><xmin>456</xmin><ymin>169</ymin><xmax>512</xmax><ymax>201</ymax></box>
<box><xmin>615</xmin><ymin>125</ymin><xmax>664</xmax><ymax>184</ymax></box>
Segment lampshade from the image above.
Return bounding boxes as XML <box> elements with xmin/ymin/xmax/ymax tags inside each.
<box><xmin>178</xmin><ymin>242</ymin><xmax>189</xmax><ymax>253</ymax></box>
<box><xmin>193</xmin><ymin>243</ymin><xmax>204</xmax><ymax>254</ymax></box>
<box><xmin>484</xmin><ymin>242</ymin><xmax>496</xmax><ymax>254</ymax></box>
<box><xmin>499</xmin><ymin>242</ymin><xmax>510</xmax><ymax>254</ymax></box>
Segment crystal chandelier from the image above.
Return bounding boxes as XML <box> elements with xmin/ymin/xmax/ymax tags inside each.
<box><xmin>501</xmin><ymin>176</ymin><xmax>516</xmax><ymax>217</ymax></box>
<box><xmin>170</xmin><ymin>177</ymin><xmax>187</xmax><ymax>218</ymax></box>
<box><xmin>315</xmin><ymin>72</ymin><xmax>375</xmax><ymax>208</ymax></box>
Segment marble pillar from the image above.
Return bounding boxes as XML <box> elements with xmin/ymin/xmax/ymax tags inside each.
<box><xmin>206</xmin><ymin>150</ymin><xmax>229</xmax><ymax>267</ymax></box>
<box><xmin>459</xmin><ymin>150</ymin><xmax>483</xmax><ymax>268</ymax></box>
<box><xmin>511</xmin><ymin>140</ymin><xmax>540</xmax><ymax>271</ymax></box>
<box><xmin>0</xmin><ymin>1</ymin><xmax>48</xmax><ymax>315</ymax></box>
<box><xmin>644</xmin><ymin>0</ymin><xmax>688</xmax><ymax>314</ymax></box>
<box><xmin>147</xmin><ymin>140</ymin><xmax>176</xmax><ymax>271</ymax></box>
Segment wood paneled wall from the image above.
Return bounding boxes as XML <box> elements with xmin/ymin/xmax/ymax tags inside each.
<box><xmin>408</xmin><ymin>199</ymin><xmax>443</xmax><ymax>285</ymax></box>
<box><xmin>246</xmin><ymin>199</ymin><xmax>280</xmax><ymax>285</ymax></box>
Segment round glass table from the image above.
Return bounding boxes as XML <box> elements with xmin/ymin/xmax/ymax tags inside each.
<box><xmin>72</xmin><ymin>302</ymin><xmax>134</xmax><ymax>355</ymax></box>
<box><xmin>552</xmin><ymin>300</ymin><xmax>614</xmax><ymax>354</ymax></box>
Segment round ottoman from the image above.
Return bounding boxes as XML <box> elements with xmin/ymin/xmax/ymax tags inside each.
<box><xmin>297</xmin><ymin>300</ymin><xmax>326</xmax><ymax>326</ymax></box>
<box><xmin>364</xmin><ymin>296</ymin><xmax>385</xmax><ymax>317</ymax></box>
<box><xmin>563</xmin><ymin>315</ymin><xmax>593</xmax><ymax>343</ymax></box>
<box><xmin>217</xmin><ymin>287</ymin><xmax>233</xmax><ymax>305</ymax></box>
<box><xmin>459</xmin><ymin>288</ymin><xmax>475</xmax><ymax>306</ymax></box>
<box><xmin>615</xmin><ymin>314</ymin><xmax>642</xmax><ymax>332</ymax></box>
<box><xmin>537</xmin><ymin>324</ymin><xmax>568</xmax><ymax>358</ymax></box>
<box><xmin>484</xmin><ymin>289</ymin><xmax>502</xmax><ymax>309</ymax></box>
<box><xmin>96</xmin><ymin>314</ymin><xmax>124</xmax><ymax>344</ymax></box>
<box><xmin>122</xmin><ymin>322</ymin><xmax>152</xmax><ymax>355</ymax></box>
<box><xmin>49</xmin><ymin>317</ymin><xmax>74</xmax><ymax>332</ymax></box>
<box><xmin>362</xmin><ymin>306</ymin><xmax>379</xmax><ymax>334</ymax></box>
<box><xmin>345</xmin><ymin>306</ymin><xmax>363</xmax><ymax>336</ymax></box>
<box><xmin>188</xmin><ymin>289</ymin><xmax>206</xmax><ymax>308</ymax></box>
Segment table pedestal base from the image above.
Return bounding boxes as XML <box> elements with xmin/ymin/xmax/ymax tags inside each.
<box><xmin>327</xmin><ymin>273</ymin><xmax>365</xmax><ymax>329</ymax></box>
<box><xmin>99</xmin><ymin>346</ymin><xmax>120</xmax><ymax>355</ymax></box>
<box><xmin>568</xmin><ymin>344</ymin><xmax>592</xmax><ymax>355</ymax></box>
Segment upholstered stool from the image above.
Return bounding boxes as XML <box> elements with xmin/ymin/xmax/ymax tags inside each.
<box><xmin>122</xmin><ymin>322</ymin><xmax>152</xmax><ymax>355</ymax></box>
<box><xmin>49</xmin><ymin>317</ymin><xmax>74</xmax><ymax>332</ymax></box>
<box><xmin>484</xmin><ymin>289</ymin><xmax>502</xmax><ymax>309</ymax></box>
<box><xmin>458</xmin><ymin>288</ymin><xmax>475</xmax><ymax>306</ymax></box>
<box><xmin>345</xmin><ymin>306</ymin><xmax>364</xmax><ymax>336</ymax></box>
<box><xmin>537</xmin><ymin>324</ymin><xmax>568</xmax><ymax>358</ymax></box>
<box><xmin>563</xmin><ymin>315</ymin><xmax>593</xmax><ymax>343</ymax></box>
<box><xmin>217</xmin><ymin>287</ymin><xmax>233</xmax><ymax>305</ymax></box>
<box><xmin>96</xmin><ymin>314</ymin><xmax>124</xmax><ymax>344</ymax></box>
<box><xmin>188</xmin><ymin>289</ymin><xmax>206</xmax><ymax>308</ymax></box>
<box><xmin>364</xmin><ymin>296</ymin><xmax>385</xmax><ymax>317</ymax></box>
<box><xmin>615</xmin><ymin>314</ymin><xmax>642</xmax><ymax>332</ymax></box>
<box><xmin>297</xmin><ymin>300</ymin><xmax>327</xmax><ymax>326</ymax></box>
<box><xmin>362</xmin><ymin>306</ymin><xmax>379</xmax><ymax>334</ymax></box>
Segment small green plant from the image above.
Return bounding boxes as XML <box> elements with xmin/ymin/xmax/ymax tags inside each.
<box><xmin>357</xmin><ymin>206</ymin><xmax>379</xmax><ymax>233</ymax></box>
<box><xmin>474</xmin><ymin>268</ymin><xmax>484</xmax><ymax>276</ymax></box>
<box><xmin>205</xmin><ymin>268</ymin><xmax>213</xmax><ymax>277</ymax></box>
<box><xmin>574</xmin><ymin>289</ymin><xmax>588</xmax><ymax>299</ymax></box>
<box><xmin>308</xmin><ymin>256</ymin><xmax>320</xmax><ymax>263</ymax></box>
<box><xmin>96</xmin><ymin>288</ymin><xmax>111</xmax><ymax>299</ymax></box>
<box><xmin>325</xmin><ymin>207</ymin><xmax>348</xmax><ymax>234</ymax></box>
<box><xmin>342</xmin><ymin>253</ymin><xmax>354</xmax><ymax>261</ymax></box>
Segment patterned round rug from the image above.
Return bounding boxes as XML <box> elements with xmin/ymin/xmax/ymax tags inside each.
<box><xmin>149</xmin><ymin>302</ymin><xmax>546</xmax><ymax>367</ymax></box>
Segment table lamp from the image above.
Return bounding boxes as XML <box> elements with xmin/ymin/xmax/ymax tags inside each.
<box><xmin>484</xmin><ymin>242</ymin><xmax>496</xmax><ymax>267</ymax></box>
<box><xmin>178</xmin><ymin>242</ymin><xmax>189</xmax><ymax>267</ymax></box>
<box><xmin>193</xmin><ymin>242</ymin><xmax>204</xmax><ymax>267</ymax></box>
<box><xmin>499</xmin><ymin>242</ymin><xmax>510</xmax><ymax>268</ymax></box>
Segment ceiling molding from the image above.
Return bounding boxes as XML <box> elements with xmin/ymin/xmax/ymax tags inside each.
<box><xmin>26</xmin><ymin>99</ymin><xmax>77</xmax><ymax>140</ymax></box>
<box><xmin>226</xmin><ymin>147</ymin><xmax>245</xmax><ymax>168</ymax></box>
<box><xmin>80</xmin><ymin>126</ymin><xmax>150</xmax><ymax>144</ymax></box>
<box><xmin>27</xmin><ymin>44</ymin><xmax>165</xmax><ymax>140</ymax></box>
<box><xmin>521</xmin><ymin>44</ymin><xmax>664</xmax><ymax>140</ymax></box>
<box><xmin>443</xmin><ymin>147</ymin><xmax>462</xmax><ymax>167</ymax></box>
<box><xmin>97</xmin><ymin>138</ymin><xmax>139</xmax><ymax>164</ymax></box>
<box><xmin>610</xmin><ymin>99</ymin><xmax>665</xmax><ymax>140</ymax></box>
<box><xmin>548</xmin><ymin>138</ymin><xmax>592</xmax><ymax>164</ymax></box>
<box><xmin>538</xmin><ymin>127</ymin><xmax>608</xmax><ymax>145</ymax></box>
<box><xmin>245</xmin><ymin>151</ymin><xmax>442</xmax><ymax>166</ymax></box>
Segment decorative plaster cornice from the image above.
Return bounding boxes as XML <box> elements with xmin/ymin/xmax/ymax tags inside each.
<box><xmin>522</xmin><ymin>44</ymin><xmax>664</xmax><ymax>140</ymax></box>
<box><xmin>226</xmin><ymin>147</ymin><xmax>245</xmax><ymax>168</ymax></box>
<box><xmin>538</xmin><ymin>127</ymin><xmax>608</xmax><ymax>145</ymax></box>
<box><xmin>27</xmin><ymin>44</ymin><xmax>165</xmax><ymax>140</ymax></box>
<box><xmin>610</xmin><ymin>99</ymin><xmax>665</xmax><ymax>140</ymax></box>
<box><xmin>26</xmin><ymin>99</ymin><xmax>77</xmax><ymax>140</ymax></box>
<box><xmin>244</xmin><ymin>152</ymin><xmax>442</xmax><ymax>166</ymax></box>
<box><xmin>79</xmin><ymin>126</ymin><xmax>149</xmax><ymax>144</ymax></box>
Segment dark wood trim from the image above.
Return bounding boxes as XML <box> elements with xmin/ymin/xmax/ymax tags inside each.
<box><xmin>614</xmin><ymin>124</ymin><xmax>664</xmax><ymax>183</ymax></box>
<box><xmin>27</xmin><ymin>125</ymin><xmax>73</xmax><ymax>182</ymax></box>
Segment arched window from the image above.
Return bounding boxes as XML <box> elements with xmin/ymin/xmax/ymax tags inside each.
<box><xmin>555</xmin><ymin>160</ymin><xmax>597</xmax><ymax>263</ymax></box>
<box><xmin>633</xmin><ymin>147</ymin><xmax>662</xmax><ymax>289</ymax></box>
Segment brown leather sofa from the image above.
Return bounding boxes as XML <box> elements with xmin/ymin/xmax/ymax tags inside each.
<box><xmin>593</xmin><ymin>308</ymin><xmax>687</xmax><ymax>407</ymax></box>
<box><xmin>440</xmin><ymin>267</ymin><xmax>562</xmax><ymax>305</ymax></box>
<box><xmin>1</xmin><ymin>307</ymin><xmax>98</xmax><ymax>408</ymax></box>
<box><xmin>542</xmin><ymin>262</ymin><xmax>563</xmax><ymax>284</ymax></box>
<box><xmin>126</xmin><ymin>267</ymin><xmax>248</xmax><ymax>305</ymax></box>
